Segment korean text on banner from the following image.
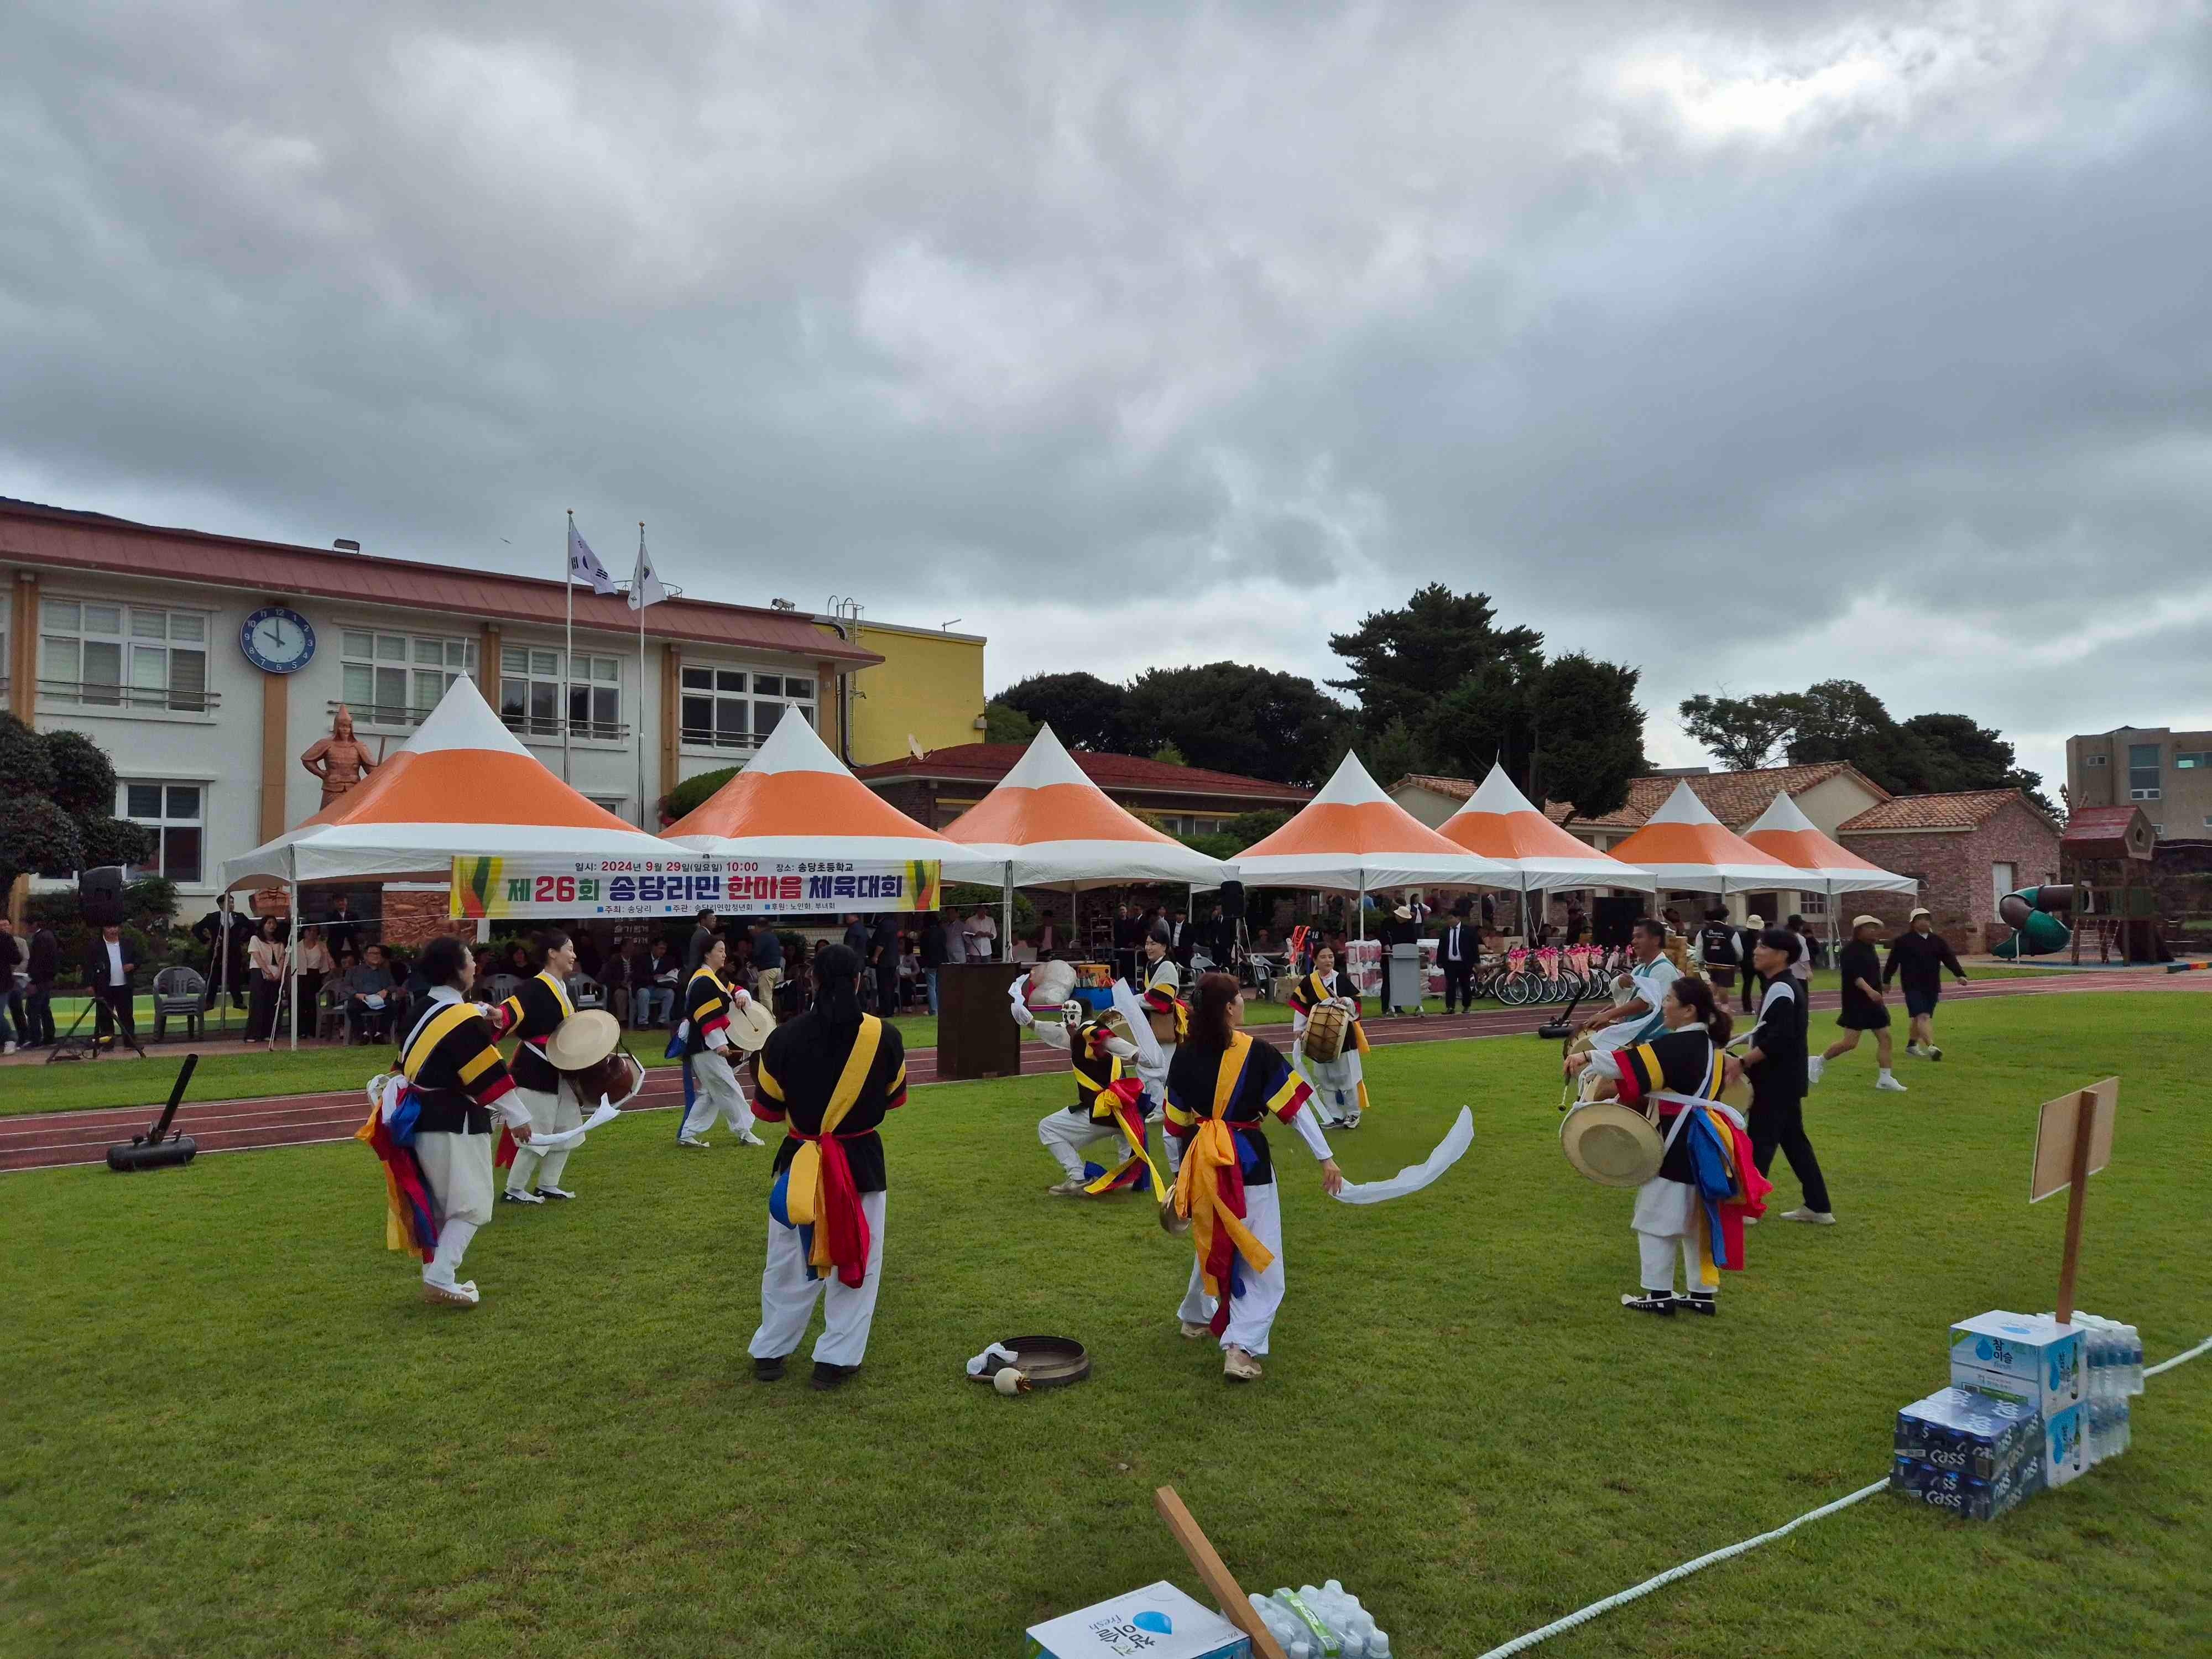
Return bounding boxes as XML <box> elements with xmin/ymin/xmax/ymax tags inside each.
<box><xmin>451</xmin><ymin>855</ymin><xmax>943</xmax><ymax>920</ymax></box>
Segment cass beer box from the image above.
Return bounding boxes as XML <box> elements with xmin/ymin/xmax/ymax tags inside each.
<box><xmin>1894</xmin><ymin>1386</ymin><xmax>2042</xmax><ymax>1483</ymax></box>
<box><xmin>1949</xmin><ymin>1312</ymin><xmax>2082</xmax><ymax>1416</ymax></box>
<box><xmin>1025</xmin><ymin>1582</ymin><xmax>1251</xmax><ymax>1659</ymax></box>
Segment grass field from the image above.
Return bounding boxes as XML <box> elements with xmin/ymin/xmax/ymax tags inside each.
<box><xmin>0</xmin><ymin>969</ymin><xmax>2053</xmax><ymax>1119</ymax></box>
<box><xmin>5</xmin><ymin>992</ymin><xmax>2207</xmax><ymax>1658</ymax></box>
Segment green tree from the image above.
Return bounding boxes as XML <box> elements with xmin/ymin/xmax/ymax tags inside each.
<box><xmin>1328</xmin><ymin>584</ymin><xmax>1543</xmax><ymax>738</ymax></box>
<box><xmin>1678</xmin><ymin>692</ymin><xmax>1801</xmax><ymax>771</ymax></box>
<box><xmin>994</xmin><ymin>671</ymin><xmax>1126</xmax><ymax>752</ymax></box>
<box><xmin>660</xmin><ymin>765</ymin><xmax>738</xmax><ymax>824</ymax></box>
<box><xmin>982</xmin><ymin>700</ymin><xmax>1037</xmax><ymax>744</ymax></box>
<box><xmin>1223</xmin><ymin>809</ymin><xmax>1291</xmax><ymax>846</ymax></box>
<box><xmin>1118</xmin><ymin>662</ymin><xmax>1352</xmax><ymax>787</ymax></box>
<box><xmin>1150</xmin><ymin>742</ymin><xmax>1188</xmax><ymax>766</ymax></box>
<box><xmin>1527</xmin><ymin>654</ymin><xmax>1649</xmax><ymax>823</ymax></box>
<box><xmin>0</xmin><ymin>714</ymin><xmax>152</xmax><ymax>889</ymax></box>
<box><xmin>1360</xmin><ymin>716</ymin><xmax>1434</xmax><ymax>791</ymax></box>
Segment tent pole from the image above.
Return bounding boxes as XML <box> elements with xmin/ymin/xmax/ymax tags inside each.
<box><xmin>1001</xmin><ymin>863</ymin><xmax>1013</xmax><ymax>962</ymax></box>
<box><xmin>285</xmin><ymin>854</ymin><xmax>299</xmax><ymax>1053</ymax></box>
<box><xmin>563</xmin><ymin>509</ymin><xmax>575</xmax><ymax>786</ymax></box>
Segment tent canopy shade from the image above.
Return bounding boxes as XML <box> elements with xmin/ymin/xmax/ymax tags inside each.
<box><xmin>1600</xmin><ymin>780</ymin><xmax>1801</xmax><ymax>895</ymax></box>
<box><xmin>937</xmin><ymin>724</ymin><xmax>1231</xmax><ymax>889</ymax></box>
<box><xmin>220</xmin><ymin>676</ymin><xmax>675</xmax><ymax>888</ymax></box>
<box><xmin>1229</xmin><ymin>750</ymin><xmax>1506</xmax><ymax>893</ymax></box>
<box><xmin>1439</xmin><ymin>763</ymin><xmax>1657</xmax><ymax>893</ymax></box>
<box><xmin>661</xmin><ymin>711</ymin><xmax>1004</xmax><ymax>881</ymax></box>
<box><xmin>1741</xmin><ymin>792</ymin><xmax>1918</xmax><ymax>896</ymax></box>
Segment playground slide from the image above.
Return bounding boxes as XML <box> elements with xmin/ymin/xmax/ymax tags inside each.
<box><xmin>1994</xmin><ymin>887</ymin><xmax>2071</xmax><ymax>959</ymax></box>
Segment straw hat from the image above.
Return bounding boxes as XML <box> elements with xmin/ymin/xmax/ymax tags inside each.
<box><xmin>725</xmin><ymin>997</ymin><xmax>776</xmax><ymax>1052</ymax></box>
<box><xmin>1559</xmin><ymin>1100</ymin><xmax>1664</xmax><ymax>1188</ymax></box>
<box><xmin>544</xmin><ymin>1010</ymin><xmax>622</xmax><ymax>1073</ymax></box>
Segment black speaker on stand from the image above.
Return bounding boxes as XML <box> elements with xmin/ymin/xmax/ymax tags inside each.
<box><xmin>80</xmin><ymin>865</ymin><xmax>127</xmax><ymax>926</ymax></box>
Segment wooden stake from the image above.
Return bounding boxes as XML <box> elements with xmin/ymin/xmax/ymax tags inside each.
<box><xmin>1153</xmin><ymin>1486</ymin><xmax>1290</xmax><ymax>1659</ymax></box>
<box><xmin>2054</xmin><ymin>1088</ymin><xmax>2097</xmax><ymax>1324</ymax></box>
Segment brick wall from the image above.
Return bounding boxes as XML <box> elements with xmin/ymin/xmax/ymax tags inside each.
<box><xmin>1840</xmin><ymin>800</ymin><xmax>2061</xmax><ymax>948</ymax></box>
<box><xmin>382</xmin><ymin>886</ymin><xmax>478</xmax><ymax>950</ymax></box>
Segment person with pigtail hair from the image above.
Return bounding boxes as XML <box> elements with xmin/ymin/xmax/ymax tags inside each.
<box><xmin>745</xmin><ymin>943</ymin><xmax>908</xmax><ymax>1391</ymax></box>
<box><xmin>1567</xmin><ymin>974</ymin><xmax>1768</xmax><ymax>1317</ymax></box>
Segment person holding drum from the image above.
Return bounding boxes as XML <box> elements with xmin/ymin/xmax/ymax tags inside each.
<box><xmin>1566</xmin><ymin>975</ymin><xmax>1763</xmax><ymax>1317</ymax></box>
<box><xmin>675</xmin><ymin>936</ymin><xmax>768</xmax><ymax>1149</ymax></box>
<box><xmin>1165</xmin><ymin>972</ymin><xmax>1343</xmax><ymax>1381</ymax></box>
<box><xmin>1288</xmin><ymin>943</ymin><xmax>1370</xmax><ymax>1130</ymax></box>
<box><xmin>492</xmin><ymin>929</ymin><xmax>582</xmax><ymax>1204</ymax></box>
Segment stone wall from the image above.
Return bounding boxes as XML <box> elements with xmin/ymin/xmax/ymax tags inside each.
<box><xmin>1839</xmin><ymin>799</ymin><xmax>2062</xmax><ymax>948</ymax></box>
<box><xmin>381</xmin><ymin>886</ymin><xmax>478</xmax><ymax>950</ymax></box>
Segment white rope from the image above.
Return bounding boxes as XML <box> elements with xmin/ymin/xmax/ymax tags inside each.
<box><xmin>1474</xmin><ymin>1333</ymin><xmax>2211</xmax><ymax>1659</ymax></box>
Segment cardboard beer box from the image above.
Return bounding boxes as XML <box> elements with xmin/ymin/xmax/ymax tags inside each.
<box><xmin>1025</xmin><ymin>1582</ymin><xmax>1253</xmax><ymax>1659</ymax></box>
<box><xmin>1949</xmin><ymin>1312</ymin><xmax>2083</xmax><ymax>1416</ymax></box>
<box><xmin>1894</xmin><ymin>1386</ymin><xmax>2042</xmax><ymax>1483</ymax></box>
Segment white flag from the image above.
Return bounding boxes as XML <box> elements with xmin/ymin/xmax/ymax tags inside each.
<box><xmin>567</xmin><ymin>521</ymin><xmax>617</xmax><ymax>595</ymax></box>
<box><xmin>628</xmin><ymin>525</ymin><xmax>666</xmax><ymax>611</ymax></box>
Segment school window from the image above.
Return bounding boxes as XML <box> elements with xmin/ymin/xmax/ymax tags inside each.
<box><xmin>2176</xmin><ymin>752</ymin><xmax>2209</xmax><ymax>769</ymax></box>
<box><xmin>1798</xmin><ymin>891</ymin><xmax>1829</xmax><ymax>917</ymax></box>
<box><xmin>120</xmin><ymin>781</ymin><xmax>205</xmax><ymax>885</ymax></box>
<box><xmin>2084</xmin><ymin>753</ymin><xmax>2107</xmax><ymax>766</ymax></box>
<box><xmin>40</xmin><ymin>600</ymin><xmax>211</xmax><ymax>711</ymax></box>
<box><xmin>341</xmin><ymin>630</ymin><xmax>475</xmax><ymax>726</ymax></box>
<box><xmin>500</xmin><ymin>649</ymin><xmax>624</xmax><ymax>740</ymax></box>
<box><xmin>679</xmin><ymin>667</ymin><xmax>816</xmax><ymax>750</ymax></box>
<box><xmin>2126</xmin><ymin>743</ymin><xmax>2162</xmax><ymax>800</ymax></box>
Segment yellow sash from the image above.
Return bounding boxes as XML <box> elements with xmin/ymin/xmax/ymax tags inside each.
<box><xmin>1171</xmin><ymin>1034</ymin><xmax>1277</xmax><ymax>1295</ymax></box>
<box><xmin>781</xmin><ymin>1014</ymin><xmax>883</xmax><ymax>1248</ymax></box>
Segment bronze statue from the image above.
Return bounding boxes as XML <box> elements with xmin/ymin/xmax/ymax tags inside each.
<box><xmin>302</xmin><ymin>706</ymin><xmax>378</xmax><ymax>807</ymax></box>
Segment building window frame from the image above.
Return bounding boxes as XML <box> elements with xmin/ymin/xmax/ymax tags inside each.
<box><xmin>2126</xmin><ymin>742</ymin><xmax>2162</xmax><ymax>800</ymax></box>
<box><xmin>119</xmin><ymin>779</ymin><xmax>207</xmax><ymax>886</ymax></box>
<box><xmin>499</xmin><ymin>646</ymin><xmax>628</xmax><ymax>743</ymax></box>
<box><xmin>2083</xmin><ymin>753</ymin><xmax>2107</xmax><ymax>766</ymax></box>
<box><xmin>338</xmin><ymin>627</ymin><xmax>477</xmax><ymax>728</ymax></box>
<box><xmin>38</xmin><ymin>597</ymin><xmax>216</xmax><ymax>715</ymax></box>
<box><xmin>678</xmin><ymin>663</ymin><xmax>817</xmax><ymax>754</ymax></box>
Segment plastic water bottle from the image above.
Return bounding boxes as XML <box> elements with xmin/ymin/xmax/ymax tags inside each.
<box><xmin>1369</xmin><ymin>1636</ymin><xmax>1391</xmax><ymax>1658</ymax></box>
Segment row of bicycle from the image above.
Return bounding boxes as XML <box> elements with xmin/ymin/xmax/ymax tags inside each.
<box><xmin>1464</xmin><ymin>944</ymin><xmax>1635</xmax><ymax>1007</ymax></box>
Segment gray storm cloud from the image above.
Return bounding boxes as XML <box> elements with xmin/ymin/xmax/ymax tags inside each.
<box><xmin>4</xmin><ymin>0</ymin><xmax>2208</xmax><ymax>784</ymax></box>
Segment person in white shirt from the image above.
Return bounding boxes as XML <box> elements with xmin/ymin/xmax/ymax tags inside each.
<box><xmin>82</xmin><ymin>922</ymin><xmax>143</xmax><ymax>1054</ymax></box>
<box><xmin>962</xmin><ymin>906</ymin><xmax>998</xmax><ymax>962</ymax></box>
<box><xmin>1577</xmin><ymin>918</ymin><xmax>1683</xmax><ymax>1053</ymax></box>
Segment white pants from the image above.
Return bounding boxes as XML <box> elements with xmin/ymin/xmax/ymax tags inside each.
<box><xmin>1632</xmin><ymin>1176</ymin><xmax>1704</xmax><ymax>1295</ymax></box>
<box><xmin>1294</xmin><ymin>1036</ymin><xmax>1364</xmax><ymax>1125</ymax></box>
<box><xmin>748</xmin><ymin>1188</ymin><xmax>888</xmax><ymax>1368</ymax></box>
<box><xmin>505</xmin><ymin>1083</ymin><xmax>583</xmax><ymax>1193</ymax></box>
<box><xmin>415</xmin><ymin>1129</ymin><xmax>494</xmax><ymax>1286</ymax></box>
<box><xmin>682</xmin><ymin>1050</ymin><xmax>754</xmax><ymax>1139</ymax></box>
<box><xmin>1037</xmin><ymin>1107</ymin><xmax>1128</xmax><ymax>1181</ymax></box>
<box><xmin>1139</xmin><ymin>1077</ymin><xmax>1185</xmax><ymax>1175</ymax></box>
<box><xmin>1176</xmin><ymin>1181</ymin><xmax>1286</xmax><ymax>1355</ymax></box>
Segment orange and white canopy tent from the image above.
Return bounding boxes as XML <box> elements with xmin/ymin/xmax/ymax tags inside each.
<box><xmin>1741</xmin><ymin>791</ymin><xmax>1917</xmax><ymax>897</ymax></box>
<box><xmin>220</xmin><ymin>676</ymin><xmax>672</xmax><ymax>886</ymax></box>
<box><xmin>1441</xmin><ymin>763</ymin><xmax>1655</xmax><ymax>893</ymax></box>
<box><xmin>1229</xmin><ymin>750</ymin><xmax>1505</xmax><ymax>894</ymax></box>
<box><xmin>1600</xmin><ymin>780</ymin><xmax>1798</xmax><ymax>894</ymax></box>
<box><xmin>937</xmin><ymin>724</ymin><xmax>1230</xmax><ymax>888</ymax></box>
<box><xmin>661</xmin><ymin>710</ymin><xmax>1002</xmax><ymax>879</ymax></box>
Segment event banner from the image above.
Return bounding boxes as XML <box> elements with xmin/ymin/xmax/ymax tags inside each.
<box><xmin>450</xmin><ymin>854</ymin><xmax>942</xmax><ymax>920</ymax></box>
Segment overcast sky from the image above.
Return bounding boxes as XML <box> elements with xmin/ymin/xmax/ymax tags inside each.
<box><xmin>7</xmin><ymin>2</ymin><xmax>2210</xmax><ymax>789</ymax></box>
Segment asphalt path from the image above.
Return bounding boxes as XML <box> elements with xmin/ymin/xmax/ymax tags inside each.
<box><xmin>4</xmin><ymin>969</ymin><xmax>2199</xmax><ymax>1173</ymax></box>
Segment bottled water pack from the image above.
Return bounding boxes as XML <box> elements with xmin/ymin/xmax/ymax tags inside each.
<box><xmin>2044</xmin><ymin>1311</ymin><xmax>2138</xmax><ymax>1467</ymax></box>
<box><xmin>1245</xmin><ymin>1580</ymin><xmax>1391</xmax><ymax>1657</ymax></box>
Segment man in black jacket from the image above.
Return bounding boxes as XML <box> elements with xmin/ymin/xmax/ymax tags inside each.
<box><xmin>1885</xmin><ymin>907</ymin><xmax>1968</xmax><ymax>1061</ymax></box>
<box><xmin>1731</xmin><ymin>928</ymin><xmax>1832</xmax><ymax>1224</ymax></box>
<box><xmin>869</xmin><ymin>915</ymin><xmax>900</xmax><ymax>1015</ymax></box>
<box><xmin>83</xmin><ymin>922</ymin><xmax>143</xmax><ymax>1053</ymax></box>
<box><xmin>0</xmin><ymin>917</ymin><xmax>25</xmax><ymax>1048</ymax></box>
<box><xmin>1437</xmin><ymin>900</ymin><xmax>1482</xmax><ymax>1013</ymax></box>
<box><xmin>191</xmin><ymin>894</ymin><xmax>249</xmax><ymax>1009</ymax></box>
<box><xmin>24</xmin><ymin>921</ymin><xmax>59</xmax><ymax>1047</ymax></box>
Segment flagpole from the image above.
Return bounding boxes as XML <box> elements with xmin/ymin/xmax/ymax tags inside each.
<box><xmin>637</xmin><ymin>521</ymin><xmax>648</xmax><ymax>831</ymax></box>
<box><xmin>564</xmin><ymin>509</ymin><xmax>575</xmax><ymax>785</ymax></box>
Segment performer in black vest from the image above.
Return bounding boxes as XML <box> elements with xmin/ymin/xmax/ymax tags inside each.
<box><xmin>747</xmin><ymin>945</ymin><xmax>908</xmax><ymax>1390</ymax></box>
<box><xmin>1734</xmin><ymin>928</ymin><xmax>1832</xmax><ymax>1225</ymax></box>
<box><xmin>1696</xmin><ymin>907</ymin><xmax>1740</xmax><ymax>998</ymax></box>
<box><xmin>493</xmin><ymin>930</ymin><xmax>581</xmax><ymax>1204</ymax></box>
<box><xmin>1014</xmin><ymin>979</ymin><xmax>1152</xmax><ymax>1197</ymax></box>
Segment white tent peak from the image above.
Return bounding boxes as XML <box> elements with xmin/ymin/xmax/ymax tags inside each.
<box><xmin>998</xmin><ymin>724</ymin><xmax>1092</xmax><ymax>791</ymax></box>
<box><xmin>398</xmin><ymin>675</ymin><xmax>533</xmax><ymax>761</ymax></box>
<box><xmin>1310</xmin><ymin>749</ymin><xmax>1393</xmax><ymax>808</ymax></box>
<box><xmin>1647</xmin><ymin>779</ymin><xmax>1725</xmax><ymax>828</ymax></box>
<box><xmin>742</xmin><ymin>708</ymin><xmax>846</xmax><ymax>778</ymax></box>
<box><xmin>1458</xmin><ymin>762</ymin><xmax>1539</xmax><ymax>818</ymax></box>
<box><xmin>1744</xmin><ymin>792</ymin><xmax>1817</xmax><ymax>834</ymax></box>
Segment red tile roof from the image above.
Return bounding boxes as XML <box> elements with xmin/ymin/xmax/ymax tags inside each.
<box><xmin>1838</xmin><ymin>789</ymin><xmax>2057</xmax><ymax>833</ymax></box>
<box><xmin>1397</xmin><ymin>763</ymin><xmax>1885</xmax><ymax>830</ymax></box>
<box><xmin>0</xmin><ymin>498</ymin><xmax>880</xmax><ymax>665</ymax></box>
<box><xmin>854</xmin><ymin>743</ymin><xmax>1312</xmax><ymax>804</ymax></box>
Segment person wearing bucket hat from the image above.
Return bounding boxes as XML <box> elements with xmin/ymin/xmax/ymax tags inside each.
<box><xmin>1567</xmin><ymin>975</ymin><xmax>1768</xmax><ymax>1315</ymax></box>
<box><xmin>747</xmin><ymin>942</ymin><xmax>908</xmax><ymax>1389</ymax></box>
<box><xmin>491</xmin><ymin>930</ymin><xmax>583</xmax><ymax>1204</ymax></box>
<box><xmin>676</xmin><ymin>936</ymin><xmax>768</xmax><ymax>1147</ymax></box>
<box><xmin>1885</xmin><ymin>907</ymin><xmax>1968</xmax><ymax>1061</ymax></box>
<box><xmin>1815</xmin><ymin>916</ymin><xmax>1906</xmax><ymax>1092</ymax></box>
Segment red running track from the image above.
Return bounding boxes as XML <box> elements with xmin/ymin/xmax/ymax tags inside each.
<box><xmin>4</xmin><ymin>969</ymin><xmax>2199</xmax><ymax>1174</ymax></box>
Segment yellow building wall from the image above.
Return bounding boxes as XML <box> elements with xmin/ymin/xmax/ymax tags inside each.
<box><xmin>826</xmin><ymin>622</ymin><xmax>987</xmax><ymax>766</ymax></box>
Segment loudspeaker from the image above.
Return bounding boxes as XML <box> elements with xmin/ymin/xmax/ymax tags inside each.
<box><xmin>79</xmin><ymin>865</ymin><xmax>127</xmax><ymax>927</ymax></box>
<box><xmin>1592</xmin><ymin>896</ymin><xmax>1639</xmax><ymax>949</ymax></box>
<box><xmin>1219</xmin><ymin>880</ymin><xmax>1245</xmax><ymax>921</ymax></box>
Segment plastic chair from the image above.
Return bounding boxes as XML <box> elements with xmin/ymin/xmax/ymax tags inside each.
<box><xmin>567</xmin><ymin>975</ymin><xmax>603</xmax><ymax>1010</ymax></box>
<box><xmin>151</xmin><ymin>966</ymin><xmax>206</xmax><ymax>1042</ymax></box>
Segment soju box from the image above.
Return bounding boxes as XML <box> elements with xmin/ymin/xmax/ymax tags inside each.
<box><xmin>1025</xmin><ymin>1582</ymin><xmax>1251</xmax><ymax>1659</ymax></box>
<box><xmin>1949</xmin><ymin>1311</ymin><xmax>2083</xmax><ymax>1415</ymax></box>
